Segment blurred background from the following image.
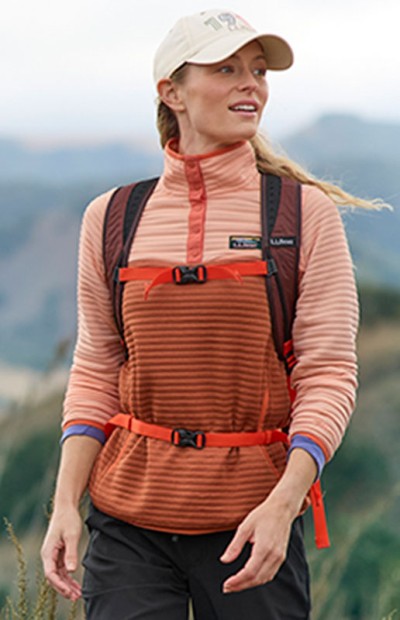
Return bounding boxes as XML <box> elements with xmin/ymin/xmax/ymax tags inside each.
<box><xmin>0</xmin><ymin>1</ymin><xmax>399</xmax><ymax>618</ymax></box>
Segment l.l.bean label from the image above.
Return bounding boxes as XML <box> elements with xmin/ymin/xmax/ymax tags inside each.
<box><xmin>229</xmin><ymin>236</ymin><xmax>262</xmax><ymax>250</ymax></box>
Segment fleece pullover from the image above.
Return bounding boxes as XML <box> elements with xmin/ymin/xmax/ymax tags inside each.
<box><xmin>62</xmin><ymin>139</ymin><xmax>358</xmax><ymax>533</ymax></box>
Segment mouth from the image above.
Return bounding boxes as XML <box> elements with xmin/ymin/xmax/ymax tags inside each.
<box><xmin>228</xmin><ymin>102</ymin><xmax>259</xmax><ymax>113</ymax></box>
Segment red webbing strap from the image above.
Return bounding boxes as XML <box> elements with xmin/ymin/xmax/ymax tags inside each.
<box><xmin>283</xmin><ymin>339</ymin><xmax>297</xmax><ymax>402</ymax></box>
<box><xmin>117</xmin><ymin>261</ymin><xmax>270</xmax><ymax>300</ymax></box>
<box><xmin>284</xmin><ymin>355</ymin><xmax>330</xmax><ymax>549</ymax></box>
<box><xmin>118</xmin><ymin>260</ymin><xmax>268</xmax><ymax>281</ymax></box>
<box><xmin>104</xmin><ymin>413</ymin><xmax>288</xmax><ymax>448</ymax></box>
<box><xmin>104</xmin><ymin>413</ymin><xmax>131</xmax><ymax>438</ymax></box>
<box><xmin>206</xmin><ymin>428</ymin><xmax>289</xmax><ymax>447</ymax></box>
<box><xmin>309</xmin><ymin>480</ymin><xmax>331</xmax><ymax>549</ymax></box>
<box><xmin>118</xmin><ymin>261</ymin><xmax>269</xmax><ymax>300</ymax></box>
<box><xmin>105</xmin><ymin>415</ymin><xmax>330</xmax><ymax>549</ymax></box>
<box><xmin>119</xmin><ymin>266</ymin><xmax>174</xmax><ymax>281</ymax></box>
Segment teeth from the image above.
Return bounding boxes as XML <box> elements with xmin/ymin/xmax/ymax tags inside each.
<box><xmin>231</xmin><ymin>104</ymin><xmax>256</xmax><ymax>112</ymax></box>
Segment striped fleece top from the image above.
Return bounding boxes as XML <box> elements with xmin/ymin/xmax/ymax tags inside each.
<box><xmin>62</xmin><ymin>139</ymin><xmax>358</xmax><ymax>534</ymax></box>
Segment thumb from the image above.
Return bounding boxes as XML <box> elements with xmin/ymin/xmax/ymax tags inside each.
<box><xmin>64</xmin><ymin>534</ymin><xmax>79</xmax><ymax>572</ymax></box>
<box><xmin>220</xmin><ymin>522</ymin><xmax>251</xmax><ymax>564</ymax></box>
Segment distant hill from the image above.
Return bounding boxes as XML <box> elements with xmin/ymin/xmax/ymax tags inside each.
<box><xmin>0</xmin><ymin>138</ymin><xmax>162</xmax><ymax>183</ymax></box>
<box><xmin>282</xmin><ymin>113</ymin><xmax>400</xmax><ymax>168</ymax></box>
<box><xmin>280</xmin><ymin>114</ymin><xmax>400</xmax><ymax>287</ymax></box>
<box><xmin>0</xmin><ymin>113</ymin><xmax>399</xmax><ymax>373</ymax></box>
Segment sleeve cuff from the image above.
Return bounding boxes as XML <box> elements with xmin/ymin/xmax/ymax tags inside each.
<box><xmin>61</xmin><ymin>424</ymin><xmax>106</xmax><ymax>446</ymax></box>
<box><xmin>287</xmin><ymin>434</ymin><xmax>326</xmax><ymax>480</ymax></box>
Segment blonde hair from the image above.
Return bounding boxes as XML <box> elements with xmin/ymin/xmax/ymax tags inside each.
<box><xmin>157</xmin><ymin>66</ymin><xmax>387</xmax><ymax>210</ymax></box>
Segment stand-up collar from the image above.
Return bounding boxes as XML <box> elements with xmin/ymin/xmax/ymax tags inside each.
<box><xmin>161</xmin><ymin>139</ymin><xmax>260</xmax><ymax>196</ymax></box>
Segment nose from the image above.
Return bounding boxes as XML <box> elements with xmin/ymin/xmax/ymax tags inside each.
<box><xmin>237</xmin><ymin>68</ymin><xmax>259</xmax><ymax>92</ymax></box>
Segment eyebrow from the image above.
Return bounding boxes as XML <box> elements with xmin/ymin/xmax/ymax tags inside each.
<box><xmin>230</xmin><ymin>53</ymin><xmax>267</xmax><ymax>62</ymax></box>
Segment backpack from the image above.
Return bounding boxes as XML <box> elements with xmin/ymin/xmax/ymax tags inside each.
<box><xmin>103</xmin><ymin>173</ymin><xmax>300</xmax><ymax>373</ymax></box>
<box><xmin>102</xmin><ymin>171</ymin><xmax>329</xmax><ymax>549</ymax></box>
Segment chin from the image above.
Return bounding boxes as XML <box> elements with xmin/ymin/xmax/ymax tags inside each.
<box><xmin>234</xmin><ymin>128</ymin><xmax>259</xmax><ymax>142</ymax></box>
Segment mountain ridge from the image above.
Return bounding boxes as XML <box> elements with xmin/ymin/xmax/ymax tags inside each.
<box><xmin>0</xmin><ymin>113</ymin><xmax>399</xmax><ymax>373</ymax></box>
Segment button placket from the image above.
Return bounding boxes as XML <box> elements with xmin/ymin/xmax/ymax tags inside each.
<box><xmin>185</xmin><ymin>159</ymin><xmax>207</xmax><ymax>264</ymax></box>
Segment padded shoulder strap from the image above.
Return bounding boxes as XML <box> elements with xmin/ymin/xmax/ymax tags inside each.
<box><xmin>261</xmin><ymin>173</ymin><xmax>301</xmax><ymax>371</ymax></box>
<box><xmin>103</xmin><ymin>178</ymin><xmax>159</xmax><ymax>344</ymax></box>
<box><xmin>103</xmin><ymin>184</ymin><xmax>135</xmax><ymax>295</ymax></box>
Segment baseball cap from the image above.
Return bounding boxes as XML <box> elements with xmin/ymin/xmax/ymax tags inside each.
<box><xmin>153</xmin><ymin>9</ymin><xmax>293</xmax><ymax>84</ymax></box>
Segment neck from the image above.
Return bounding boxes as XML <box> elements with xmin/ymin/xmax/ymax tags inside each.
<box><xmin>168</xmin><ymin>138</ymin><xmax>247</xmax><ymax>159</ymax></box>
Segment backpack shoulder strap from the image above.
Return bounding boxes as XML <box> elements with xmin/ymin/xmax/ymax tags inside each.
<box><xmin>260</xmin><ymin>172</ymin><xmax>301</xmax><ymax>374</ymax></box>
<box><xmin>103</xmin><ymin>177</ymin><xmax>159</xmax><ymax>345</ymax></box>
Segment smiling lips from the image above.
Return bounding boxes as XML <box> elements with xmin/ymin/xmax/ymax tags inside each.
<box><xmin>229</xmin><ymin>101</ymin><xmax>258</xmax><ymax>113</ymax></box>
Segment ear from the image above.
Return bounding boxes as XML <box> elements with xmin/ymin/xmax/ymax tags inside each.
<box><xmin>157</xmin><ymin>79</ymin><xmax>186</xmax><ymax>112</ymax></box>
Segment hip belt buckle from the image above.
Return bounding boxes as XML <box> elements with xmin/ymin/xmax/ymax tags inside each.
<box><xmin>171</xmin><ymin>428</ymin><xmax>206</xmax><ymax>449</ymax></box>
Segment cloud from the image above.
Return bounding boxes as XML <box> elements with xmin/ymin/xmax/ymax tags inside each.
<box><xmin>2</xmin><ymin>0</ymin><xmax>399</xmax><ymax>141</ymax></box>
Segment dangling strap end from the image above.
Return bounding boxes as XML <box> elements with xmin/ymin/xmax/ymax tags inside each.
<box><xmin>144</xmin><ymin>283</ymin><xmax>152</xmax><ymax>301</ymax></box>
<box><xmin>310</xmin><ymin>480</ymin><xmax>331</xmax><ymax>549</ymax></box>
<box><xmin>232</xmin><ymin>270</ymin><xmax>243</xmax><ymax>284</ymax></box>
<box><xmin>104</xmin><ymin>413</ymin><xmax>132</xmax><ymax>440</ymax></box>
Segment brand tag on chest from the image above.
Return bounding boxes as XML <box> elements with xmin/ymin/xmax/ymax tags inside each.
<box><xmin>269</xmin><ymin>236</ymin><xmax>297</xmax><ymax>248</ymax></box>
<box><xmin>229</xmin><ymin>236</ymin><xmax>262</xmax><ymax>250</ymax></box>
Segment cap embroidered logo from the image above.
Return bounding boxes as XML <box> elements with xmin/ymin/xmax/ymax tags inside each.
<box><xmin>203</xmin><ymin>12</ymin><xmax>254</xmax><ymax>33</ymax></box>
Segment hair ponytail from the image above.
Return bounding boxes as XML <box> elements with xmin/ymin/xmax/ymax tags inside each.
<box><xmin>156</xmin><ymin>67</ymin><xmax>389</xmax><ymax>210</ymax></box>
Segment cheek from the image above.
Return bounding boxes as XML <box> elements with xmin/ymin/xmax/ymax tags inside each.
<box><xmin>198</xmin><ymin>91</ymin><xmax>227</xmax><ymax>122</ymax></box>
<box><xmin>260</xmin><ymin>81</ymin><xmax>269</xmax><ymax>109</ymax></box>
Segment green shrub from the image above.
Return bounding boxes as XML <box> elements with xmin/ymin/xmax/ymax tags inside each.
<box><xmin>0</xmin><ymin>429</ymin><xmax>59</xmax><ymax>533</ymax></box>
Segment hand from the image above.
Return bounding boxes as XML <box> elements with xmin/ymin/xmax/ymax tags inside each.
<box><xmin>219</xmin><ymin>493</ymin><xmax>296</xmax><ymax>594</ymax></box>
<box><xmin>41</xmin><ymin>505</ymin><xmax>83</xmax><ymax>601</ymax></box>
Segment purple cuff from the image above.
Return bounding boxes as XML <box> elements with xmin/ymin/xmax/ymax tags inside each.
<box><xmin>61</xmin><ymin>424</ymin><xmax>106</xmax><ymax>446</ymax></box>
<box><xmin>287</xmin><ymin>435</ymin><xmax>326</xmax><ymax>480</ymax></box>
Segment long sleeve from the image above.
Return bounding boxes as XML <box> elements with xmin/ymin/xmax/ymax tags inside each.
<box><xmin>62</xmin><ymin>190</ymin><xmax>125</xmax><ymax>437</ymax></box>
<box><xmin>289</xmin><ymin>185</ymin><xmax>359</xmax><ymax>460</ymax></box>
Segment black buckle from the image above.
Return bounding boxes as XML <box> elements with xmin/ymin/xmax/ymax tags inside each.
<box><xmin>172</xmin><ymin>265</ymin><xmax>207</xmax><ymax>285</ymax></box>
<box><xmin>266</xmin><ymin>258</ymin><xmax>278</xmax><ymax>277</ymax></box>
<box><xmin>171</xmin><ymin>428</ymin><xmax>206</xmax><ymax>449</ymax></box>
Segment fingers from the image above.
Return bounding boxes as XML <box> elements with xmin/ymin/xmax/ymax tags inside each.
<box><xmin>220</xmin><ymin>503</ymin><xmax>291</xmax><ymax>594</ymax></box>
<box><xmin>42</xmin><ymin>548</ymin><xmax>81</xmax><ymax>600</ymax></box>
<box><xmin>63</xmin><ymin>531</ymin><xmax>80</xmax><ymax>573</ymax></box>
<box><xmin>41</xmin><ymin>518</ymin><xmax>82</xmax><ymax>601</ymax></box>
<box><xmin>220</xmin><ymin>521</ymin><xmax>251</xmax><ymax>564</ymax></box>
<box><xmin>222</xmin><ymin>541</ymin><xmax>286</xmax><ymax>593</ymax></box>
<box><xmin>44</xmin><ymin>565</ymin><xmax>82</xmax><ymax>601</ymax></box>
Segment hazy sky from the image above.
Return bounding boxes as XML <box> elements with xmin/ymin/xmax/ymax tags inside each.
<box><xmin>2</xmin><ymin>0</ymin><xmax>400</xmax><ymax>147</ymax></box>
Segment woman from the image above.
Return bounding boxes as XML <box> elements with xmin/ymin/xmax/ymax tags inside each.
<box><xmin>41</xmin><ymin>9</ymin><xmax>371</xmax><ymax>619</ymax></box>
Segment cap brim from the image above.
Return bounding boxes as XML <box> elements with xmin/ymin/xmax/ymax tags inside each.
<box><xmin>187</xmin><ymin>31</ymin><xmax>293</xmax><ymax>71</ymax></box>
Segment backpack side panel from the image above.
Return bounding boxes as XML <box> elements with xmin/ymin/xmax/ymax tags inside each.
<box><xmin>261</xmin><ymin>173</ymin><xmax>301</xmax><ymax>367</ymax></box>
<box><xmin>102</xmin><ymin>178</ymin><xmax>159</xmax><ymax>345</ymax></box>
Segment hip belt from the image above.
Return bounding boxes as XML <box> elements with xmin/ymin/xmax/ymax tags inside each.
<box><xmin>104</xmin><ymin>413</ymin><xmax>330</xmax><ymax>549</ymax></box>
<box><xmin>105</xmin><ymin>413</ymin><xmax>289</xmax><ymax>449</ymax></box>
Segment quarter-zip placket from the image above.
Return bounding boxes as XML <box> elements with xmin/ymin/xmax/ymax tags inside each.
<box><xmin>184</xmin><ymin>159</ymin><xmax>207</xmax><ymax>264</ymax></box>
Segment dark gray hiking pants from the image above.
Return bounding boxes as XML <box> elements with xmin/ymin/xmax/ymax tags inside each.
<box><xmin>82</xmin><ymin>504</ymin><xmax>310</xmax><ymax>620</ymax></box>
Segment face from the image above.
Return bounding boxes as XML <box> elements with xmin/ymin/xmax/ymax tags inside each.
<box><xmin>159</xmin><ymin>41</ymin><xmax>269</xmax><ymax>155</ymax></box>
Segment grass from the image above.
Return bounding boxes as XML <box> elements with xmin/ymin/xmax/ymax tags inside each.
<box><xmin>0</xmin><ymin>519</ymin><xmax>81</xmax><ymax>620</ymax></box>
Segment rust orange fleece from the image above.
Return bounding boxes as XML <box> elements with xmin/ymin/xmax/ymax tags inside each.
<box><xmin>62</xmin><ymin>139</ymin><xmax>358</xmax><ymax>532</ymax></box>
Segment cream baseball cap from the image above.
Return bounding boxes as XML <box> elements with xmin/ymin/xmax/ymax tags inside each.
<box><xmin>153</xmin><ymin>8</ymin><xmax>293</xmax><ymax>84</ymax></box>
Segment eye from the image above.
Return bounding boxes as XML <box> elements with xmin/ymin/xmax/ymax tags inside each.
<box><xmin>217</xmin><ymin>64</ymin><xmax>234</xmax><ymax>74</ymax></box>
<box><xmin>254</xmin><ymin>67</ymin><xmax>267</xmax><ymax>77</ymax></box>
